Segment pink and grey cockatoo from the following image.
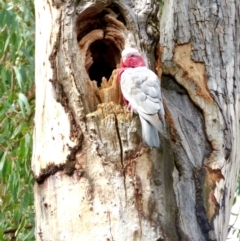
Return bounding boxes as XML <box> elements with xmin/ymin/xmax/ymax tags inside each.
<box><xmin>118</xmin><ymin>47</ymin><xmax>166</xmax><ymax>148</ymax></box>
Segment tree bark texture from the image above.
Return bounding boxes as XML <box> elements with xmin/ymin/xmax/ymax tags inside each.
<box><xmin>32</xmin><ymin>0</ymin><xmax>240</xmax><ymax>240</ymax></box>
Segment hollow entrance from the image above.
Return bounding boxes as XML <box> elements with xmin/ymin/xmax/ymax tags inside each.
<box><xmin>88</xmin><ymin>39</ymin><xmax>121</xmax><ymax>87</ymax></box>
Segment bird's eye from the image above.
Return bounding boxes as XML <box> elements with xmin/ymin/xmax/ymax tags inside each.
<box><xmin>131</xmin><ymin>54</ymin><xmax>135</xmax><ymax>57</ymax></box>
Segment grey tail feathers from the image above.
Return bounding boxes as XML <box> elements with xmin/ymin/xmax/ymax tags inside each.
<box><xmin>139</xmin><ymin>116</ymin><xmax>160</xmax><ymax>148</ymax></box>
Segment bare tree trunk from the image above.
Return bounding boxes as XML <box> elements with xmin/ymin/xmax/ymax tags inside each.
<box><xmin>32</xmin><ymin>0</ymin><xmax>240</xmax><ymax>240</ymax></box>
<box><xmin>160</xmin><ymin>0</ymin><xmax>240</xmax><ymax>240</ymax></box>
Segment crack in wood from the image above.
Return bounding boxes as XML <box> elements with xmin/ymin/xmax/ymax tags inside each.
<box><xmin>48</xmin><ymin>11</ymin><xmax>71</xmax><ymax>112</ymax></box>
<box><xmin>34</xmin><ymin>136</ymin><xmax>83</xmax><ymax>184</ymax></box>
<box><xmin>107</xmin><ymin>211</ymin><xmax>114</xmax><ymax>241</ymax></box>
<box><xmin>193</xmin><ymin>166</ymin><xmax>224</xmax><ymax>241</ymax></box>
<box><xmin>34</xmin><ymin>163</ymin><xmax>65</xmax><ymax>184</ymax></box>
<box><xmin>113</xmin><ymin>113</ymin><xmax>128</xmax><ymax>201</ymax></box>
<box><xmin>34</xmin><ymin>161</ymin><xmax>80</xmax><ymax>185</ymax></box>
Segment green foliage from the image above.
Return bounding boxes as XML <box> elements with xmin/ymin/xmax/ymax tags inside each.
<box><xmin>0</xmin><ymin>0</ymin><xmax>35</xmax><ymax>240</ymax></box>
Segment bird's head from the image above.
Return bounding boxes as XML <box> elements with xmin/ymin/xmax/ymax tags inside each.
<box><xmin>120</xmin><ymin>47</ymin><xmax>146</xmax><ymax>68</ymax></box>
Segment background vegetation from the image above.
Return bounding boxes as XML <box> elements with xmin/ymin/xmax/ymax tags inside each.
<box><xmin>0</xmin><ymin>0</ymin><xmax>35</xmax><ymax>240</ymax></box>
<box><xmin>0</xmin><ymin>0</ymin><xmax>239</xmax><ymax>240</ymax></box>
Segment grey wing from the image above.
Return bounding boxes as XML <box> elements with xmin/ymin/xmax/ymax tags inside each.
<box><xmin>132</xmin><ymin>67</ymin><xmax>164</xmax><ymax>110</ymax></box>
<box><xmin>136</xmin><ymin>67</ymin><xmax>166</xmax><ymax>135</ymax></box>
<box><xmin>121</xmin><ymin>67</ymin><xmax>166</xmax><ymax>136</ymax></box>
<box><xmin>120</xmin><ymin>70</ymin><xmax>144</xmax><ymax>110</ymax></box>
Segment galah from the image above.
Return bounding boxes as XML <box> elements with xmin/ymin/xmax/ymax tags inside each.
<box><xmin>118</xmin><ymin>47</ymin><xmax>166</xmax><ymax>148</ymax></box>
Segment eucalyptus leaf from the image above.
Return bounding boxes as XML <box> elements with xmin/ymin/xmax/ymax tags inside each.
<box><xmin>13</xmin><ymin>67</ymin><xmax>23</xmax><ymax>89</ymax></box>
<box><xmin>0</xmin><ymin>152</ymin><xmax>7</xmax><ymax>174</ymax></box>
<box><xmin>15</xmin><ymin>217</ymin><xmax>26</xmax><ymax>237</ymax></box>
<box><xmin>10</xmin><ymin>123</ymin><xmax>22</xmax><ymax>139</ymax></box>
<box><xmin>18</xmin><ymin>92</ymin><xmax>31</xmax><ymax>116</ymax></box>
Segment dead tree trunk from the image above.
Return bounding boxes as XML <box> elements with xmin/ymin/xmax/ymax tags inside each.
<box><xmin>32</xmin><ymin>0</ymin><xmax>240</xmax><ymax>240</ymax></box>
